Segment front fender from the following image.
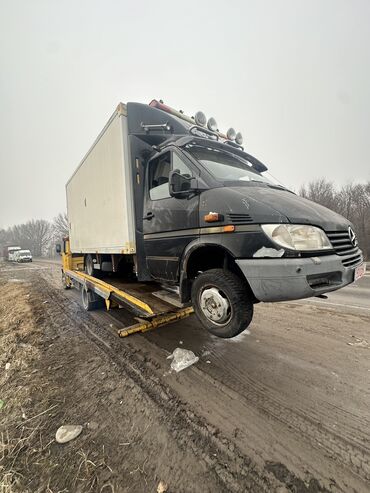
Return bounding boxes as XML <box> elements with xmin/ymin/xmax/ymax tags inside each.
<box><xmin>179</xmin><ymin>238</ymin><xmax>237</xmax><ymax>303</ymax></box>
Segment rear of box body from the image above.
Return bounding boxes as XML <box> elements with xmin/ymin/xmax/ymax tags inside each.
<box><xmin>66</xmin><ymin>105</ymin><xmax>136</xmax><ymax>254</ymax></box>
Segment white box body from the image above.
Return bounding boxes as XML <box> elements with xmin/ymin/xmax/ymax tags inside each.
<box><xmin>66</xmin><ymin>104</ymin><xmax>136</xmax><ymax>254</ymax></box>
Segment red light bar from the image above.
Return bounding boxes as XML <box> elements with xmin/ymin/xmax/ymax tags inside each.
<box><xmin>149</xmin><ymin>99</ymin><xmax>194</xmax><ymax>125</ymax></box>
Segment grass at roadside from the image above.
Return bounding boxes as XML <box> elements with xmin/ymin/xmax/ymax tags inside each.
<box><xmin>0</xmin><ymin>279</ymin><xmax>44</xmax><ymax>492</ymax></box>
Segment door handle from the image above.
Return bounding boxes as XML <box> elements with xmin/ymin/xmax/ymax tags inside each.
<box><xmin>143</xmin><ymin>211</ymin><xmax>154</xmax><ymax>220</ymax></box>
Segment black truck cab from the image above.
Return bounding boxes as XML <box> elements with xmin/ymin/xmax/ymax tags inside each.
<box><xmin>126</xmin><ymin>100</ymin><xmax>364</xmax><ymax>337</ymax></box>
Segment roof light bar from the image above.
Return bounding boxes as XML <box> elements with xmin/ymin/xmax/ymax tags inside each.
<box><xmin>148</xmin><ymin>100</ymin><xmax>234</xmax><ymax>142</ymax></box>
<box><xmin>226</xmin><ymin>128</ymin><xmax>236</xmax><ymax>141</ymax></box>
<box><xmin>149</xmin><ymin>99</ymin><xmax>194</xmax><ymax>125</ymax></box>
<box><xmin>207</xmin><ymin>117</ymin><xmax>218</xmax><ymax>132</ymax></box>
<box><xmin>194</xmin><ymin>111</ymin><xmax>207</xmax><ymax>127</ymax></box>
<box><xmin>235</xmin><ymin>132</ymin><xmax>243</xmax><ymax>145</ymax></box>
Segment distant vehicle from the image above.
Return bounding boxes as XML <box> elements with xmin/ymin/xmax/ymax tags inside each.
<box><xmin>3</xmin><ymin>246</ymin><xmax>21</xmax><ymax>261</ymax></box>
<box><xmin>15</xmin><ymin>249</ymin><xmax>33</xmax><ymax>263</ymax></box>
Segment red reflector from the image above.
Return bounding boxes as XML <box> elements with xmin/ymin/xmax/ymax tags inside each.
<box><xmin>149</xmin><ymin>99</ymin><xmax>172</xmax><ymax>113</ymax></box>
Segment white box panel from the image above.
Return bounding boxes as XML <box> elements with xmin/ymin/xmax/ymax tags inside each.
<box><xmin>66</xmin><ymin>104</ymin><xmax>136</xmax><ymax>254</ymax></box>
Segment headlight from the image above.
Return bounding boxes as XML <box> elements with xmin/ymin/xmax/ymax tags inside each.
<box><xmin>261</xmin><ymin>224</ymin><xmax>332</xmax><ymax>251</ymax></box>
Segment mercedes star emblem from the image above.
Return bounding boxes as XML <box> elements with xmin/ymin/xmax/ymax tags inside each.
<box><xmin>348</xmin><ymin>226</ymin><xmax>358</xmax><ymax>247</ymax></box>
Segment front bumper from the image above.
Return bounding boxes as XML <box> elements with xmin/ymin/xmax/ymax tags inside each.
<box><xmin>236</xmin><ymin>254</ymin><xmax>363</xmax><ymax>302</ymax></box>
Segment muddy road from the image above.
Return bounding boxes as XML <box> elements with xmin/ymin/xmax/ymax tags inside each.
<box><xmin>1</xmin><ymin>260</ymin><xmax>369</xmax><ymax>492</ymax></box>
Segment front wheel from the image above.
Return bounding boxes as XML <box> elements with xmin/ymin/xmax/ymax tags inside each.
<box><xmin>191</xmin><ymin>269</ymin><xmax>253</xmax><ymax>338</ymax></box>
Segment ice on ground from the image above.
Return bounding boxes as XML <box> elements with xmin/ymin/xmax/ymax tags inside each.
<box><xmin>226</xmin><ymin>329</ymin><xmax>251</xmax><ymax>343</ymax></box>
<box><xmin>167</xmin><ymin>348</ymin><xmax>199</xmax><ymax>372</ymax></box>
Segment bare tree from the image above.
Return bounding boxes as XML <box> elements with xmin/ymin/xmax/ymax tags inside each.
<box><xmin>45</xmin><ymin>212</ymin><xmax>69</xmax><ymax>257</ymax></box>
<box><xmin>1</xmin><ymin>214</ymin><xmax>70</xmax><ymax>259</ymax></box>
<box><xmin>299</xmin><ymin>178</ymin><xmax>339</xmax><ymax>211</ymax></box>
<box><xmin>5</xmin><ymin>219</ymin><xmax>52</xmax><ymax>257</ymax></box>
<box><xmin>300</xmin><ymin>179</ymin><xmax>370</xmax><ymax>258</ymax></box>
<box><xmin>0</xmin><ymin>228</ymin><xmax>8</xmax><ymax>258</ymax></box>
<box><xmin>52</xmin><ymin>212</ymin><xmax>69</xmax><ymax>240</ymax></box>
<box><xmin>24</xmin><ymin>219</ymin><xmax>52</xmax><ymax>257</ymax></box>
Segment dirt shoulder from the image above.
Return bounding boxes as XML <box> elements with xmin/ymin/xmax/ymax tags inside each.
<box><xmin>0</xmin><ymin>263</ymin><xmax>276</xmax><ymax>493</ymax></box>
<box><xmin>1</xmin><ymin>261</ymin><xmax>369</xmax><ymax>493</ymax></box>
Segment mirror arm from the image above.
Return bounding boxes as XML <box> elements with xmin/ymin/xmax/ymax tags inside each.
<box><xmin>169</xmin><ymin>187</ymin><xmax>205</xmax><ymax>197</ymax></box>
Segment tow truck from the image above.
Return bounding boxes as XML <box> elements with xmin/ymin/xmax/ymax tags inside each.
<box><xmin>59</xmin><ymin>237</ymin><xmax>193</xmax><ymax>337</ymax></box>
<box><xmin>57</xmin><ymin>99</ymin><xmax>364</xmax><ymax>338</ymax></box>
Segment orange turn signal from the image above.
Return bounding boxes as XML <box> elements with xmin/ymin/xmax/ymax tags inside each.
<box><xmin>223</xmin><ymin>225</ymin><xmax>235</xmax><ymax>232</ymax></box>
<box><xmin>204</xmin><ymin>212</ymin><xmax>221</xmax><ymax>222</ymax></box>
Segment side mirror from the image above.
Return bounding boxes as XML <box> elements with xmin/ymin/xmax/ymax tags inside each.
<box><xmin>56</xmin><ymin>244</ymin><xmax>62</xmax><ymax>254</ymax></box>
<box><xmin>169</xmin><ymin>169</ymin><xmax>192</xmax><ymax>197</ymax></box>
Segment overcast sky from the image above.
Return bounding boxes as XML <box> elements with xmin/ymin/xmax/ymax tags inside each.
<box><xmin>1</xmin><ymin>0</ymin><xmax>369</xmax><ymax>228</ymax></box>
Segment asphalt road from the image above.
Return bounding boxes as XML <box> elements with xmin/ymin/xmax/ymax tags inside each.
<box><xmin>15</xmin><ymin>260</ymin><xmax>370</xmax><ymax>491</ymax></box>
<box><xmin>295</xmin><ymin>272</ymin><xmax>370</xmax><ymax>313</ymax></box>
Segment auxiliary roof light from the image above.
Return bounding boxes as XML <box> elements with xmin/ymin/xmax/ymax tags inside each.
<box><xmin>194</xmin><ymin>111</ymin><xmax>207</xmax><ymax>127</ymax></box>
<box><xmin>226</xmin><ymin>127</ymin><xmax>236</xmax><ymax>141</ymax></box>
<box><xmin>207</xmin><ymin>117</ymin><xmax>218</xmax><ymax>132</ymax></box>
<box><xmin>235</xmin><ymin>132</ymin><xmax>243</xmax><ymax>145</ymax></box>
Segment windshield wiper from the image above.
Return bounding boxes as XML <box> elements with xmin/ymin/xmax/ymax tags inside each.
<box><xmin>266</xmin><ymin>183</ymin><xmax>291</xmax><ymax>192</ymax></box>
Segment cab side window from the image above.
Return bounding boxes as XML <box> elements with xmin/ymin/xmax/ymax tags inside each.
<box><xmin>172</xmin><ymin>153</ymin><xmax>193</xmax><ymax>178</ymax></box>
<box><xmin>149</xmin><ymin>152</ymin><xmax>193</xmax><ymax>200</ymax></box>
<box><xmin>149</xmin><ymin>153</ymin><xmax>171</xmax><ymax>200</ymax></box>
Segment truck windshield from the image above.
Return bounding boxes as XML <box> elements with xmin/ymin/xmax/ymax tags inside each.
<box><xmin>188</xmin><ymin>147</ymin><xmax>272</xmax><ymax>185</ymax></box>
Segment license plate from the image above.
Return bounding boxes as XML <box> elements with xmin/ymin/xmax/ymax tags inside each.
<box><xmin>354</xmin><ymin>263</ymin><xmax>366</xmax><ymax>281</ymax></box>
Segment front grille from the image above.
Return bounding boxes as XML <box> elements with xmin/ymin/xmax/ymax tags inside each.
<box><xmin>326</xmin><ymin>230</ymin><xmax>363</xmax><ymax>267</ymax></box>
<box><xmin>227</xmin><ymin>213</ymin><xmax>253</xmax><ymax>224</ymax></box>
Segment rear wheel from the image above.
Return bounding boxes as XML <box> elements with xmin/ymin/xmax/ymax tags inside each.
<box><xmin>62</xmin><ymin>272</ymin><xmax>71</xmax><ymax>290</ymax></box>
<box><xmin>81</xmin><ymin>285</ymin><xmax>101</xmax><ymax>311</ymax></box>
<box><xmin>191</xmin><ymin>268</ymin><xmax>253</xmax><ymax>338</ymax></box>
<box><xmin>85</xmin><ymin>254</ymin><xmax>102</xmax><ymax>278</ymax></box>
<box><xmin>85</xmin><ymin>254</ymin><xmax>95</xmax><ymax>276</ymax></box>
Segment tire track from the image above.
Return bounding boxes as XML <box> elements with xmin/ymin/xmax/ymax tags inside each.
<box><xmin>36</xmin><ymin>265</ymin><xmax>370</xmax><ymax>491</ymax></box>
<box><xmin>33</xmin><ymin>268</ymin><xmax>282</xmax><ymax>492</ymax></box>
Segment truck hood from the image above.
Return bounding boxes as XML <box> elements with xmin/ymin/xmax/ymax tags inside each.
<box><xmin>201</xmin><ymin>186</ymin><xmax>350</xmax><ymax>231</ymax></box>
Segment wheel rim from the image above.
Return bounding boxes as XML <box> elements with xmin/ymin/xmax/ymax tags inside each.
<box><xmin>82</xmin><ymin>288</ymin><xmax>88</xmax><ymax>309</ymax></box>
<box><xmin>199</xmin><ymin>286</ymin><xmax>232</xmax><ymax>326</ymax></box>
<box><xmin>86</xmin><ymin>255</ymin><xmax>93</xmax><ymax>276</ymax></box>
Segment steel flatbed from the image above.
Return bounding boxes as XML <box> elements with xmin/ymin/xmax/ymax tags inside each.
<box><xmin>62</xmin><ymin>250</ymin><xmax>193</xmax><ymax>337</ymax></box>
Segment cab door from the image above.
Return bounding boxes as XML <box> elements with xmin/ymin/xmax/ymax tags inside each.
<box><xmin>143</xmin><ymin>149</ymin><xmax>199</xmax><ymax>281</ymax></box>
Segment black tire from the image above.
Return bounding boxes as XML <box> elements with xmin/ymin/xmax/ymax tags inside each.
<box><xmin>81</xmin><ymin>286</ymin><xmax>101</xmax><ymax>311</ymax></box>
<box><xmin>191</xmin><ymin>268</ymin><xmax>253</xmax><ymax>338</ymax></box>
<box><xmin>85</xmin><ymin>254</ymin><xmax>102</xmax><ymax>279</ymax></box>
<box><xmin>85</xmin><ymin>254</ymin><xmax>94</xmax><ymax>276</ymax></box>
